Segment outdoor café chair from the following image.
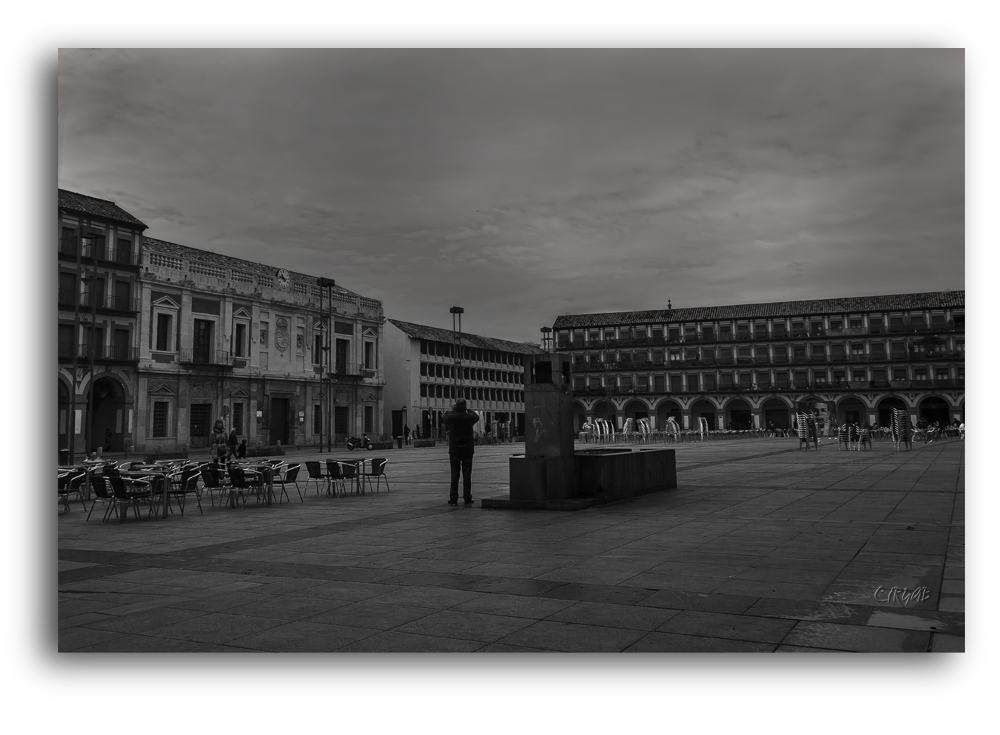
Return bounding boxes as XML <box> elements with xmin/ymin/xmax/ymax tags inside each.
<box><xmin>226</xmin><ymin>466</ymin><xmax>264</xmax><ymax>508</ymax></box>
<box><xmin>274</xmin><ymin>463</ymin><xmax>303</xmax><ymax>504</ymax></box>
<box><xmin>362</xmin><ymin>458</ymin><xmax>390</xmax><ymax>494</ymax></box>
<box><xmin>58</xmin><ymin>469</ymin><xmax>88</xmax><ymax>513</ymax></box>
<box><xmin>325</xmin><ymin>460</ymin><xmax>348</xmax><ymax>496</ymax></box>
<box><xmin>165</xmin><ymin>467</ymin><xmax>203</xmax><ymax>516</ymax></box>
<box><xmin>304</xmin><ymin>461</ymin><xmax>328</xmax><ymax>497</ymax></box>
<box><xmin>86</xmin><ymin>474</ymin><xmax>118</xmax><ymax>523</ymax></box>
<box><xmin>339</xmin><ymin>460</ymin><xmax>361</xmax><ymax>495</ymax></box>
<box><xmin>199</xmin><ymin>464</ymin><xmax>229</xmax><ymax>507</ymax></box>
<box><xmin>107</xmin><ymin>474</ymin><xmax>157</xmax><ymax>522</ymax></box>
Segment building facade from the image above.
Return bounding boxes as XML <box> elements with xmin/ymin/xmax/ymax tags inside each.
<box><xmin>383</xmin><ymin>319</ymin><xmax>546</xmax><ymax>440</ymax></box>
<box><xmin>134</xmin><ymin>237</ymin><xmax>385</xmax><ymax>454</ymax></box>
<box><xmin>58</xmin><ymin>190</ymin><xmax>148</xmax><ymax>460</ymax></box>
<box><xmin>551</xmin><ymin>291</ymin><xmax>964</xmax><ymax>434</ymax></box>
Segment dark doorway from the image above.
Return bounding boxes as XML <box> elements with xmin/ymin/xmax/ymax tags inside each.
<box><xmin>729</xmin><ymin>410</ymin><xmax>752</xmax><ymax>431</ymax></box>
<box><xmin>919</xmin><ymin>397</ymin><xmax>950</xmax><ymax>426</ymax></box>
<box><xmin>270</xmin><ymin>397</ymin><xmax>289</xmax><ymax>444</ymax></box>
<box><xmin>391</xmin><ymin>410</ymin><xmax>403</xmax><ymax>437</ymax></box>
<box><xmin>334</xmin><ymin>406</ymin><xmax>349</xmax><ymax>439</ymax></box>
<box><xmin>189</xmin><ymin>404</ymin><xmax>212</xmax><ymax>448</ymax></box>
<box><xmin>91</xmin><ymin>377</ymin><xmax>125</xmax><ymax>452</ymax></box>
<box><xmin>878</xmin><ymin>397</ymin><xmax>907</xmax><ymax>427</ymax></box>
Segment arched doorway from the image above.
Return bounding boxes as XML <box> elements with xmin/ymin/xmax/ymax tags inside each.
<box><xmin>919</xmin><ymin>396</ymin><xmax>950</xmax><ymax>426</ymax></box>
<box><xmin>690</xmin><ymin>399</ymin><xmax>716</xmax><ymax>430</ymax></box>
<box><xmin>837</xmin><ymin>396</ymin><xmax>867</xmax><ymax>426</ymax></box>
<box><xmin>592</xmin><ymin>399</ymin><xmax>613</xmax><ymax>423</ymax></box>
<box><xmin>726</xmin><ymin>399</ymin><xmax>752</xmax><ymax>431</ymax></box>
<box><xmin>762</xmin><ymin>398</ymin><xmax>791</xmax><ymax>430</ymax></box>
<box><xmin>623</xmin><ymin>399</ymin><xmax>649</xmax><ymax>427</ymax></box>
<box><xmin>88</xmin><ymin>376</ymin><xmax>128</xmax><ymax>453</ymax></box>
<box><xmin>656</xmin><ymin>399</ymin><xmax>682</xmax><ymax>431</ymax></box>
<box><xmin>878</xmin><ymin>396</ymin><xmax>907</xmax><ymax>427</ymax></box>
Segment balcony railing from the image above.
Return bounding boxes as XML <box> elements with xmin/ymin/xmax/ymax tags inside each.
<box><xmin>58</xmin><ymin>343</ymin><xmax>139</xmax><ymax>362</ymax></box>
<box><xmin>179</xmin><ymin>348</ymin><xmax>232</xmax><ymax>367</ymax></box>
<box><xmin>58</xmin><ymin>237</ymin><xmax>141</xmax><ymax>266</ymax></box>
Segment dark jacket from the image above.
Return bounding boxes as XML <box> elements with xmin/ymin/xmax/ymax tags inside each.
<box><xmin>444</xmin><ymin>409</ymin><xmax>479</xmax><ymax>458</ymax></box>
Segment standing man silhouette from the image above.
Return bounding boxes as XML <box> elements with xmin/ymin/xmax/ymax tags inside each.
<box><xmin>444</xmin><ymin>398</ymin><xmax>479</xmax><ymax>506</ymax></box>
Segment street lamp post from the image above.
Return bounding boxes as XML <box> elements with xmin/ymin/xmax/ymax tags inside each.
<box><xmin>450</xmin><ymin>306</ymin><xmax>464</xmax><ymax>399</ymax></box>
<box><xmin>318</xmin><ymin>277</ymin><xmax>336</xmax><ymax>452</ymax></box>
<box><xmin>85</xmin><ymin>238</ymin><xmax>101</xmax><ymax>457</ymax></box>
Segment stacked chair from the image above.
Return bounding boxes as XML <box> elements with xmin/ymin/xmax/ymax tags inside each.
<box><xmin>892</xmin><ymin>408</ymin><xmax>913</xmax><ymax>452</ymax></box>
<box><xmin>797</xmin><ymin>413</ymin><xmax>818</xmax><ymax>450</ymax></box>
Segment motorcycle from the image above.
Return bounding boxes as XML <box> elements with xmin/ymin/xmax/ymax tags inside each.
<box><xmin>345</xmin><ymin>434</ymin><xmax>373</xmax><ymax>451</ymax></box>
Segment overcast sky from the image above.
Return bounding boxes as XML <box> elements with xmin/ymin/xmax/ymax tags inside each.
<box><xmin>57</xmin><ymin>48</ymin><xmax>964</xmax><ymax>343</ymax></box>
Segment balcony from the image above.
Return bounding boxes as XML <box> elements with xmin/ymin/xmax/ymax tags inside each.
<box><xmin>58</xmin><ymin>343</ymin><xmax>139</xmax><ymax>363</ymax></box>
<box><xmin>179</xmin><ymin>348</ymin><xmax>232</xmax><ymax>368</ymax></box>
<box><xmin>828</xmin><ymin>327</ymin><xmax>868</xmax><ymax>337</ymax></box>
<box><xmin>57</xmin><ymin>237</ymin><xmax>141</xmax><ymax>267</ymax></box>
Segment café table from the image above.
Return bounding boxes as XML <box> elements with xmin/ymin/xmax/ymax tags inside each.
<box><xmin>121</xmin><ymin>469</ymin><xmax>169</xmax><ymax>519</ymax></box>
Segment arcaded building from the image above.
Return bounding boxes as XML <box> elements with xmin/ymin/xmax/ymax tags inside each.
<box><xmin>57</xmin><ymin>189</ymin><xmax>148</xmax><ymax>460</ymax></box>
<box><xmin>383</xmin><ymin>319</ymin><xmax>547</xmax><ymax>440</ymax></box>
<box><xmin>135</xmin><ymin>237</ymin><xmax>385</xmax><ymax>453</ymax></box>
<box><xmin>551</xmin><ymin>291</ymin><xmax>964</xmax><ymax>434</ymax></box>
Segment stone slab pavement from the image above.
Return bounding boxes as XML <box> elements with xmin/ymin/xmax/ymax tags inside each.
<box><xmin>58</xmin><ymin>436</ymin><xmax>965</xmax><ymax>652</ymax></box>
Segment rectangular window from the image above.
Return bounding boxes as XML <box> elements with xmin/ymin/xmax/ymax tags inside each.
<box><xmin>152</xmin><ymin>401</ymin><xmax>169</xmax><ymax>437</ymax></box>
<box><xmin>420</xmin><ymin>384</ymin><xmax>427</xmax><ymax>398</ymax></box>
<box><xmin>890</xmin><ymin>342</ymin><xmax>906</xmax><ymax>357</ymax></box>
<box><xmin>364</xmin><ymin>405</ymin><xmax>374</xmax><ymax>433</ymax></box>
<box><xmin>772</xmin><ymin>323</ymin><xmax>786</xmax><ymax>338</ymax></box>
<box><xmin>830</xmin><ymin>319</ymin><xmax>843</xmax><ymax>331</ymax></box>
<box><xmin>719</xmin><ymin>325</ymin><xmax>732</xmax><ymax>339</ymax></box>
<box><xmin>114</xmin><ymin>280</ymin><xmax>131</xmax><ymax>310</ymax></box>
<box><xmin>702</xmin><ymin>374</ymin><xmax>716</xmax><ymax>390</ymax></box>
<box><xmin>914</xmin><ymin>369</ymin><xmax>928</xmax><ymax>381</ymax></box>
<box><xmin>719</xmin><ymin>373</ymin><xmax>734</xmax><ymax>388</ymax></box>
<box><xmin>756</xmin><ymin>372</ymin><xmax>770</xmax><ymax>387</ymax></box>
<box><xmin>334</xmin><ymin>406</ymin><xmax>349</xmax><ymax>435</ymax></box>
<box><xmin>668</xmin><ymin>327</ymin><xmax>680</xmax><ymax>341</ymax></box>
<box><xmin>365</xmin><ymin>341</ymin><xmax>375</xmax><ymax>370</ymax></box>
<box><xmin>739</xmin><ymin>372</ymin><xmax>752</xmax><ymax>387</ymax></box>
<box><xmin>654</xmin><ymin>375</ymin><xmax>666</xmax><ymax>392</ymax></box>
<box><xmin>775</xmin><ymin>371</ymin><xmax>788</xmax><ymax>386</ymax></box>
<box><xmin>232</xmin><ymin>403</ymin><xmax>244</xmax><ymax>435</ymax></box>
<box><xmin>871</xmin><ymin>343</ymin><xmax>886</xmax><ymax>359</ymax></box>
<box><xmin>850</xmin><ymin>318</ymin><xmax>863</xmax><ymax>329</ymax></box>
<box><xmin>620</xmin><ymin>376</ymin><xmax>632</xmax><ymax>390</ymax></box>
<box><xmin>702</xmin><ymin>326</ymin><xmax>715</xmax><ymax>341</ymax></box>
<box><xmin>754</xmin><ymin>324</ymin><xmax>767</xmax><ymax>339</ymax></box>
<box><xmin>156</xmin><ymin>313</ymin><xmax>172</xmax><ymax>351</ymax></box>
<box><xmin>314</xmin><ymin>334</ymin><xmax>324</xmax><ymax>365</ymax></box>
<box><xmin>853</xmin><ymin>370</ymin><xmax>866</xmax><ymax>382</ymax></box>
<box><xmin>935</xmin><ymin>368</ymin><xmax>949</xmax><ymax>380</ymax></box>
<box><xmin>670</xmin><ymin>375</ymin><xmax>683</xmax><ymax>392</ymax></box>
<box><xmin>873</xmin><ymin>368</ymin><xmax>886</xmax><ymax>382</ymax></box>
<box><xmin>234</xmin><ymin>323</ymin><xmax>247</xmax><ymax>357</ymax></box>
<box><xmin>893</xmin><ymin>368</ymin><xmax>908</xmax><ymax>380</ymax></box>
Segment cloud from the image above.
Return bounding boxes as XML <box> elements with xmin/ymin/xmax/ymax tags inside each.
<box><xmin>57</xmin><ymin>49</ymin><xmax>964</xmax><ymax>342</ymax></box>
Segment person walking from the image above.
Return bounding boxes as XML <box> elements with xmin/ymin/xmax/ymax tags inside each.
<box><xmin>444</xmin><ymin>398</ymin><xmax>479</xmax><ymax>506</ymax></box>
<box><xmin>403</xmin><ymin>424</ymin><xmax>410</xmax><ymax>446</ymax></box>
<box><xmin>211</xmin><ymin>420</ymin><xmax>228</xmax><ymax>465</ymax></box>
<box><xmin>226</xmin><ymin>427</ymin><xmax>239</xmax><ymax>460</ymax></box>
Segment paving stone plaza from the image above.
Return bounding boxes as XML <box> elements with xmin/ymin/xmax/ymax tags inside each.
<box><xmin>57</xmin><ymin>436</ymin><xmax>965</xmax><ymax>653</ymax></box>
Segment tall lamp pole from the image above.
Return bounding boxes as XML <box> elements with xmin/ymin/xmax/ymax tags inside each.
<box><xmin>318</xmin><ymin>277</ymin><xmax>336</xmax><ymax>452</ymax></box>
<box><xmin>83</xmin><ymin>234</ymin><xmax>102</xmax><ymax>456</ymax></box>
<box><xmin>450</xmin><ymin>306</ymin><xmax>464</xmax><ymax>399</ymax></box>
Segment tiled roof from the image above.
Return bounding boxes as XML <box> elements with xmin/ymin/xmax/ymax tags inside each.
<box><xmin>143</xmin><ymin>236</ymin><xmax>368</xmax><ymax>299</ymax></box>
<box><xmin>551</xmin><ymin>291</ymin><xmax>965</xmax><ymax>329</ymax></box>
<box><xmin>388</xmin><ymin>319</ymin><xmax>547</xmax><ymax>356</ymax></box>
<box><xmin>58</xmin><ymin>189</ymin><xmax>148</xmax><ymax>229</ymax></box>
